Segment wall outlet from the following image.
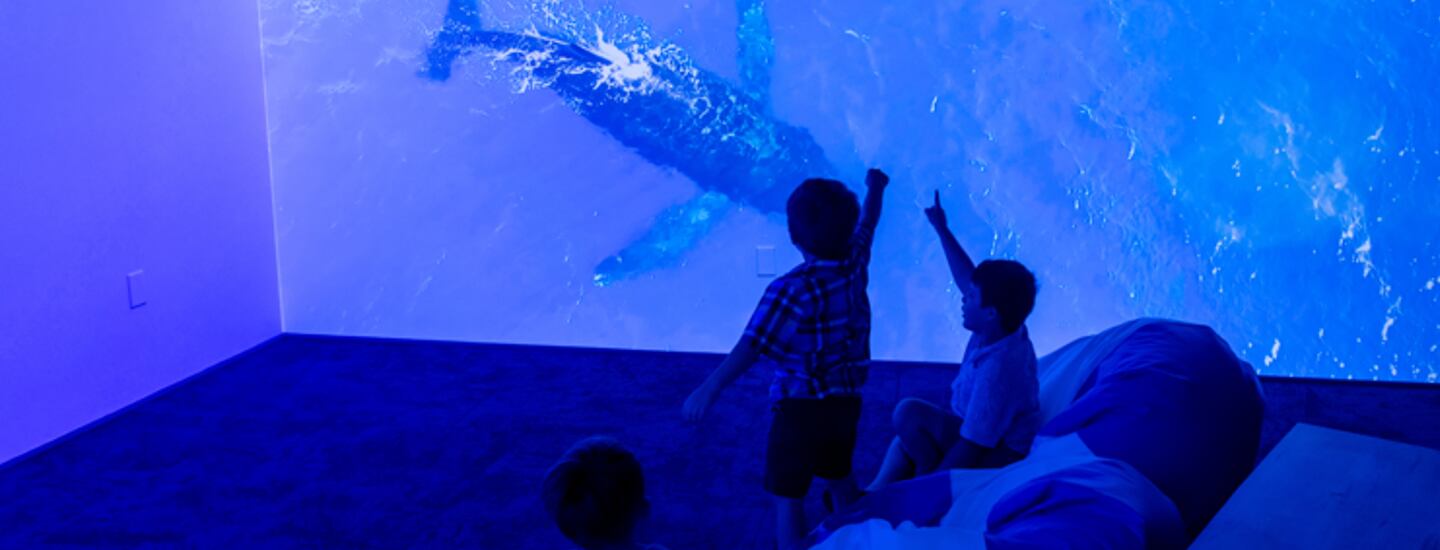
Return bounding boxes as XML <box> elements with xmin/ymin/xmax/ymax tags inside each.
<box><xmin>756</xmin><ymin>246</ymin><xmax>776</xmax><ymax>277</ymax></box>
<box><xmin>126</xmin><ymin>270</ymin><xmax>147</xmax><ymax>309</ymax></box>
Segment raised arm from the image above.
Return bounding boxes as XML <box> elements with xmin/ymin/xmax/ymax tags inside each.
<box><xmin>924</xmin><ymin>190</ymin><xmax>977</xmax><ymax>294</ymax></box>
<box><xmin>859</xmin><ymin>168</ymin><xmax>889</xmax><ymax>235</ymax></box>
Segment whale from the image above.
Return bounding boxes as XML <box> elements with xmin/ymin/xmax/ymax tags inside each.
<box><xmin>422</xmin><ymin>0</ymin><xmax>838</xmax><ymax>284</ymax></box>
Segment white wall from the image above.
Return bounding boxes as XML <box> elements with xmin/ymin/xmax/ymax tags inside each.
<box><xmin>0</xmin><ymin>0</ymin><xmax>281</xmax><ymax>464</ymax></box>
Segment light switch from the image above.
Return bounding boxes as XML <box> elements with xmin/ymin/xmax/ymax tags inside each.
<box><xmin>756</xmin><ymin>246</ymin><xmax>776</xmax><ymax>277</ymax></box>
<box><xmin>126</xmin><ymin>270</ymin><xmax>147</xmax><ymax>309</ymax></box>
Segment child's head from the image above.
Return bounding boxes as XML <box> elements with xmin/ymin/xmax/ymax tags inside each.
<box><xmin>542</xmin><ymin>436</ymin><xmax>650</xmax><ymax>549</ymax></box>
<box><xmin>963</xmin><ymin>260</ymin><xmax>1038</xmax><ymax>335</ymax></box>
<box><xmin>787</xmin><ymin>178</ymin><xmax>860</xmax><ymax>260</ymax></box>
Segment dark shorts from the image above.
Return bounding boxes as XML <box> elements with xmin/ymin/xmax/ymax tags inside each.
<box><xmin>764</xmin><ymin>395</ymin><xmax>863</xmax><ymax>499</ymax></box>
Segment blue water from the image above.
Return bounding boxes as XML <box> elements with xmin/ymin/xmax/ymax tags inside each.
<box><xmin>259</xmin><ymin>0</ymin><xmax>1440</xmax><ymax>382</ymax></box>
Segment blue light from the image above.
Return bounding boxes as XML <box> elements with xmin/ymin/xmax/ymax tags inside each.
<box><xmin>259</xmin><ymin>0</ymin><xmax>1440</xmax><ymax>382</ymax></box>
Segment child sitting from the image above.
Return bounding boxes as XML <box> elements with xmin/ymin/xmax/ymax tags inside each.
<box><xmin>868</xmin><ymin>190</ymin><xmax>1041</xmax><ymax>490</ymax></box>
<box><xmin>683</xmin><ymin>169</ymin><xmax>890</xmax><ymax>549</ymax></box>
<box><xmin>542</xmin><ymin>436</ymin><xmax>668</xmax><ymax>550</ymax></box>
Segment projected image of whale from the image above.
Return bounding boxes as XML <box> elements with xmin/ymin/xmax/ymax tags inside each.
<box><xmin>259</xmin><ymin>0</ymin><xmax>1438</xmax><ymax>383</ymax></box>
<box><xmin>421</xmin><ymin>0</ymin><xmax>835</xmax><ymax>286</ymax></box>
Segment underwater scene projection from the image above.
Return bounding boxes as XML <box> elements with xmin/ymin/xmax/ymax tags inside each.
<box><xmin>260</xmin><ymin>0</ymin><xmax>1440</xmax><ymax>382</ymax></box>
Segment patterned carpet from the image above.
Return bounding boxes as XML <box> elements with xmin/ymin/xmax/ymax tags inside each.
<box><xmin>2</xmin><ymin>333</ymin><xmax>1435</xmax><ymax>548</ymax></box>
<box><xmin>0</xmin><ymin>334</ymin><xmax>953</xmax><ymax>549</ymax></box>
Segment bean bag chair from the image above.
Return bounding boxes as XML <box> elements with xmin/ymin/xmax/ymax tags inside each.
<box><xmin>807</xmin><ymin>319</ymin><xmax>1265</xmax><ymax>547</ymax></box>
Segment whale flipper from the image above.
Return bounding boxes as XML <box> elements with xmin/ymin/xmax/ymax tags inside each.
<box><xmin>592</xmin><ymin>192</ymin><xmax>733</xmax><ymax>286</ymax></box>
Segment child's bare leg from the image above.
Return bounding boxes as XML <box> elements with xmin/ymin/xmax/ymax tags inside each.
<box><xmin>893</xmin><ymin>398</ymin><xmax>955</xmax><ymax>474</ymax></box>
<box><xmin>867</xmin><ymin>437</ymin><xmax>915</xmax><ymax>491</ymax></box>
<box><xmin>775</xmin><ymin>495</ymin><xmax>806</xmax><ymax>549</ymax></box>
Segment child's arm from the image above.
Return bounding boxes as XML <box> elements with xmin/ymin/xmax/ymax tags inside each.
<box><xmin>848</xmin><ymin>168</ymin><xmax>889</xmax><ymax>265</ymax></box>
<box><xmin>924</xmin><ymin>190</ymin><xmax>978</xmax><ymax>295</ymax></box>
<box><xmin>685</xmin><ymin>253</ymin><xmax>801</xmax><ymax>422</ymax></box>
<box><xmin>859</xmin><ymin>168</ymin><xmax>889</xmax><ymax>236</ymax></box>
<box><xmin>683</xmin><ymin>336</ymin><xmax>761</xmax><ymax>421</ymax></box>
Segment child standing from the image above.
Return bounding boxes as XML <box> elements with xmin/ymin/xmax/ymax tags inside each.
<box><xmin>683</xmin><ymin>169</ymin><xmax>889</xmax><ymax>549</ymax></box>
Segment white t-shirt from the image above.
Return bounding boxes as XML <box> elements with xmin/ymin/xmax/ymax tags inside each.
<box><xmin>950</xmin><ymin>326</ymin><xmax>1041</xmax><ymax>453</ymax></box>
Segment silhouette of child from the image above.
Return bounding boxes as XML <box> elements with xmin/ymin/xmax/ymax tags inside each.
<box><xmin>684</xmin><ymin>169</ymin><xmax>890</xmax><ymax>549</ymax></box>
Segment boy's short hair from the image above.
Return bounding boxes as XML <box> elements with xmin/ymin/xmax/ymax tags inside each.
<box><xmin>787</xmin><ymin>178</ymin><xmax>860</xmax><ymax>260</ymax></box>
<box><xmin>542</xmin><ymin>436</ymin><xmax>648</xmax><ymax>548</ymax></box>
<box><xmin>971</xmin><ymin>260</ymin><xmax>1038</xmax><ymax>334</ymax></box>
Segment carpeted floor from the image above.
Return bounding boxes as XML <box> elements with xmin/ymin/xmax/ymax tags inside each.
<box><xmin>2</xmin><ymin>334</ymin><xmax>1436</xmax><ymax>549</ymax></box>
<box><xmin>0</xmin><ymin>334</ymin><xmax>955</xmax><ymax>549</ymax></box>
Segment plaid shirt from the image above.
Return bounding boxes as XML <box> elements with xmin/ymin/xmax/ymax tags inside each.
<box><xmin>744</xmin><ymin>217</ymin><xmax>876</xmax><ymax>400</ymax></box>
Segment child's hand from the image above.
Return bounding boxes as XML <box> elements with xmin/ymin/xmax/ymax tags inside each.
<box><xmin>923</xmin><ymin>190</ymin><xmax>947</xmax><ymax>228</ymax></box>
<box><xmin>683</xmin><ymin>386</ymin><xmax>716</xmax><ymax>422</ymax></box>
<box><xmin>866</xmin><ymin>168</ymin><xmax>890</xmax><ymax>190</ymax></box>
